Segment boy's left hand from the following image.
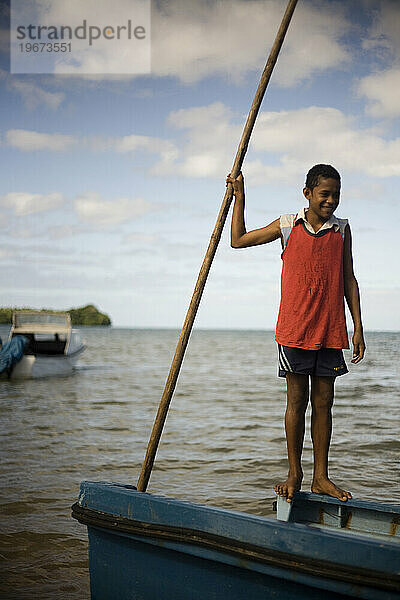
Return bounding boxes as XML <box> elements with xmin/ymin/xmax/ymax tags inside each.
<box><xmin>351</xmin><ymin>330</ymin><xmax>366</xmax><ymax>363</ymax></box>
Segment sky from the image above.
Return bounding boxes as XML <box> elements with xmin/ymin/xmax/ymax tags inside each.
<box><xmin>0</xmin><ymin>0</ymin><xmax>399</xmax><ymax>330</ymax></box>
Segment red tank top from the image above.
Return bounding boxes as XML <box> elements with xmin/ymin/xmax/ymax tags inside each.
<box><xmin>275</xmin><ymin>221</ymin><xmax>349</xmax><ymax>350</ymax></box>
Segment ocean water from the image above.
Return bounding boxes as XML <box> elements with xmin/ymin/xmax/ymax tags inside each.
<box><xmin>0</xmin><ymin>326</ymin><xmax>399</xmax><ymax>599</ymax></box>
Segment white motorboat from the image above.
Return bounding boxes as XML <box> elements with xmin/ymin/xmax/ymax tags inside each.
<box><xmin>4</xmin><ymin>311</ymin><xmax>85</xmax><ymax>379</ymax></box>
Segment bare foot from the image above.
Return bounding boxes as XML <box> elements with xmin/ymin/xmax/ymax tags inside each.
<box><xmin>311</xmin><ymin>477</ymin><xmax>352</xmax><ymax>502</ymax></box>
<box><xmin>274</xmin><ymin>474</ymin><xmax>302</xmax><ymax>503</ymax></box>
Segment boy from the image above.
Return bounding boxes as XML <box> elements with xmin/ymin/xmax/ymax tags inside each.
<box><xmin>226</xmin><ymin>164</ymin><xmax>365</xmax><ymax>503</ymax></box>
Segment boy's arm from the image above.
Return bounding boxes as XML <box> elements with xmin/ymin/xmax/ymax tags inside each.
<box><xmin>343</xmin><ymin>224</ymin><xmax>366</xmax><ymax>363</ymax></box>
<box><xmin>227</xmin><ymin>172</ymin><xmax>281</xmax><ymax>248</ymax></box>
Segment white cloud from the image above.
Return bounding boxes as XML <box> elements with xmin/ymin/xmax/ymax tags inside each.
<box><xmin>77</xmin><ymin>133</ymin><xmax>179</xmax><ymax>165</ymax></box>
<box><xmin>7</xmin><ymin>78</ymin><xmax>65</xmax><ymax>110</ymax></box>
<box><xmin>358</xmin><ymin>1</ymin><xmax>400</xmax><ymax>118</ymax></box>
<box><xmin>123</xmin><ymin>232</ymin><xmax>157</xmax><ymax>244</ymax></box>
<box><xmin>4</xmin><ymin>128</ymin><xmax>175</xmax><ymax>158</ymax></box>
<box><xmin>22</xmin><ymin>0</ymin><xmax>350</xmax><ymax>85</ymax></box>
<box><xmin>0</xmin><ymin>192</ymin><xmax>64</xmax><ymax>215</ymax></box>
<box><xmin>113</xmin><ymin>134</ymin><xmax>179</xmax><ymax>165</ymax></box>
<box><xmin>0</xmin><ymin>68</ymin><xmax>65</xmax><ymax>110</ymax></box>
<box><xmin>74</xmin><ymin>192</ymin><xmax>156</xmax><ymax>227</ymax></box>
<box><xmin>154</xmin><ymin>102</ymin><xmax>240</xmax><ymax>177</ymax></box>
<box><xmin>357</xmin><ymin>68</ymin><xmax>400</xmax><ymax>118</ymax></box>
<box><xmin>152</xmin><ymin>0</ymin><xmax>350</xmax><ymax>86</ymax></box>
<box><xmin>152</xmin><ymin>103</ymin><xmax>400</xmax><ymax>181</ymax></box>
<box><xmin>249</xmin><ymin>106</ymin><xmax>400</xmax><ymax>180</ymax></box>
<box><xmin>6</xmin><ymin>129</ymin><xmax>77</xmax><ymax>151</ymax></box>
<box><xmin>6</xmin><ymin>104</ymin><xmax>399</xmax><ymax>182</ymax></box>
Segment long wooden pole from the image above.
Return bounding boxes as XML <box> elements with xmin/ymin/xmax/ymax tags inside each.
<box><xmin>137</xmin><ymin>0</ymin><xmax>298</xmax><ymax>492</ymax></box>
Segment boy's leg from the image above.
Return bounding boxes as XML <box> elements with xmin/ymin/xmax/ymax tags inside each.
<box><xmin>310</xmin><ymin>375</ymin><xmax>351</xmax><ymax>501</ymax></box>
<box><xmin>274</xmin><ymin>373</ymin><xmax>309</xmax><ymax>503</ymax></box>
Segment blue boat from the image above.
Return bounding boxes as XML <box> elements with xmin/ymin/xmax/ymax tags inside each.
<box><xmin>72</xmin><ymin>481</ymin><xmax>400</xmax><ymax>599</ymax></box>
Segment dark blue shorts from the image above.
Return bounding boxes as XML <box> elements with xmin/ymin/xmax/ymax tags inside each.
<box><xmin>278</xmin><ymin>344</ymin><xmax>348</xmax><ymax>378</ymax></box>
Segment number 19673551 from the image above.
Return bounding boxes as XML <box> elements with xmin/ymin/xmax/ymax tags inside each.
<box><xmin>19</xmin><ymin>42</ymin><xmax>72</xmax><ymax>52</ymax></box>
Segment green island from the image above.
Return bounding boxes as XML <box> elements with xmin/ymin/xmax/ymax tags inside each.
<box><xmin>0</xmin><ymin>304</ymin><xmax>111</xmax><ymax>326</ymax></box>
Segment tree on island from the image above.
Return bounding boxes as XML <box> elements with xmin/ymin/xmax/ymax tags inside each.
<box><xmin>0</xmin><ymin>304</ymin><xmax>111</xmax><ymax>326</ymax></box>
<box><xmin>68</xmin><ymin>304</ymin><xmax>111</xmax><ymax>326</ymax></box>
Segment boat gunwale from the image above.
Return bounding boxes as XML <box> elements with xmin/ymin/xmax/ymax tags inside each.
<box><xmin>71</xmin><ymin>500</ymin><xmax>400</xmax><ymax>594</ymax></box>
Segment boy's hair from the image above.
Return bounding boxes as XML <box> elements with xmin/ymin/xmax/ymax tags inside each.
<box><xmin>305</xmin><ymin>164</ymin><xmax>341</xmax><ymax>190</ymax></box>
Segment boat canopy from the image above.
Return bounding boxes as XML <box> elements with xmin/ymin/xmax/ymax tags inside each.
<box><xmin>12</xmin><ymin>311</ymin><xmax>71</xmax><ymax>335</ymax></box>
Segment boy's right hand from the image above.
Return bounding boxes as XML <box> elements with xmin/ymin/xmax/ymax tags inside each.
<box><xmin>351</xmin><ymin>330</ymin><xmax>366</xmax><ymax>364</ymax></box>
<box><xmin>226</xmin><ymin>172</ymin><xmax>244</xmax><ymax>195</ymax></box>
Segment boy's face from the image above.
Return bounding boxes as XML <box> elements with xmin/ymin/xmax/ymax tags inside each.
<box><xmin>303</xmin><ymin>177</ymin><xmax>340</xmax><ymax>221</ymax></box>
